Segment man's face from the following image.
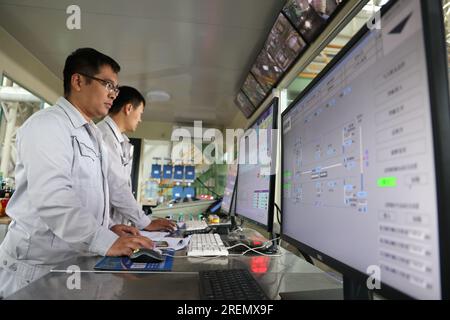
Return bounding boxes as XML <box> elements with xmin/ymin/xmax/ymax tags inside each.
<box><xmin>80</xmin><ymin>65</ymin><xmax>119</xmax><ymax>119</ymax></box>
<box><xmin>126</xmin><ymin>102</ymin><xmax>144</xmax><ymax>132</ymax></box>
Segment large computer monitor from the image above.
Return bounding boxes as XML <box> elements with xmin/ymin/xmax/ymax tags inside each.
<box><xmin>235</xmin><ymin>98</ymin><xmax>278</xmax><ymax>232</ymax></box>
<box><xmin>235</xmin><ymin>91</ymin><xmax>256</xmax><ymax>119</ymax></box>
<box><xmin>242</xmin><ymin>73</ymin><xmax>267</xmax><ymax>107</ymax></box>
<box><xmin>221</xmin><ymin>164</ymin><xmax>238</xmax><ymax>215</ymax></box>
<box><xmin>283</xmin><ymin>0</ymin><xmax>343</xmax><ymax>44</ymax></box>
<box><xmin>281</xmin><ymin>0</ymin><xmax>450</xmax><ymax>299</ymax></box>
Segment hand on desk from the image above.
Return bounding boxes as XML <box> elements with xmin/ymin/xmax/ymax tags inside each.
<box><xmin>110</xmin><ymin>224</ymin><xmax>140</xmax><ymax>236</ymax></box>
<box><xmin>106</xmin><ymin>235</ymin><xmax>154</xmax><ymax>256</ymax></box>
<box><xmin>144</xmin><ymin>218</ymin><xmax>177</xmax><ymax>232</ymax></box>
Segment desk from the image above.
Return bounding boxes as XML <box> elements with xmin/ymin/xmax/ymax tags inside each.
<box><xmin>7</xmin><ymin>248</ymin><xmax>342</xmax><ymax>300</ymax></box>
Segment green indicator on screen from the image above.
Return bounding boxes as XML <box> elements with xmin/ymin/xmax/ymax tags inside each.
<box><xmin>283</xmin><ymin>183</ymin><xmax>292</xmax><ymax>190</ymax></box>
<box><xmin>284</xmin><ymin>171</ymin><xmax>292</xmax><ymax>178</ymax></box>
<box><xmin>378</xmin><ymin>177</ymin><xmax>397</xmax><ymax>188</ymax></box>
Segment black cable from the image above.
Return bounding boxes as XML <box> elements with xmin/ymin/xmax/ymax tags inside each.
<box><xmin>195</xmin><ymin>177</ymin><xmax>221</xmax><ymax>198</ymax></box>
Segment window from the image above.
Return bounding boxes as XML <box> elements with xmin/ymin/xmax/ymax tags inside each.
<box><xmin>0</xmin><ymin>75</ymin><xmax>49</xmax><ymax>184</ymax></box>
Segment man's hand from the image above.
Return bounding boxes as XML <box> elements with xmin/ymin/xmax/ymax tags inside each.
<box><xmin>110</xmin><ymin>224</ymin><xmax>140</xmax><ymax>236</ymax></box>
<box><xmin>106</xmin><ymin>235</ymin><xmax>154</xmax><ymax>256</ymax></box>
<box><xmin>144</xmin><ymin>218</ymin><xmax>177</xmax><ymax>232</ymax></box>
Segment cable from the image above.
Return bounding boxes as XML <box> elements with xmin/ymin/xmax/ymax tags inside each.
<box><xmin>274</xmin><ymin>203</ymin><xmax>281</xmax><ymax>224</ymax></box>
<box><xmin>195</xmin><ymin>177</ymin><xmax>221</xmax><ymax>198</ymax></box>
<box><xmin>225</xmin><ymin>236</ymin><xmax>284</xmax><ymax>257</ymax></box>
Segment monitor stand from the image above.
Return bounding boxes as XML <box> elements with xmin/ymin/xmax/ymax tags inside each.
<box><xmin>279</xmin><ymin>276</ymin><xmax>373</xmax><ymax>300</ymax></box>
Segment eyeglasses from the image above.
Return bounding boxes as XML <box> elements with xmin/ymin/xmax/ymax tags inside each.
<box><xmin>78</xmin><ymin>73</ymin><xmax>120</xmax><ymax>96</ymax></box>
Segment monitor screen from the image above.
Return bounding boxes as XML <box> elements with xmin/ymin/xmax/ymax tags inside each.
<box><xmin>235</xmin><ymin>91</ymin><xmax>256</xmax><ymax>119</ymax></box>
<box><xmin>283</xmin><ymin>0</ymin><xmax>342</xmax><ymax>44</ymax></box>
<box><xmin>251</xmin><ymin>49</ymin><xmax>283</xmax><ymax>93</ymax></box>
<box><xmin>242</xmin><ymin>73</ymin><xmax>267</xmax><ymax>107</ymax></box>
<box><xmin>264</xmin><ymin>13</ymin><xmax>307</xmax><ymax>72</ymax></box>
<box><xmin>235</xmin><ymin>98</ymin><xmax>278</xmax><ymax>231</ymax></box>
<box><xmin>221</xmin><ymin>164</ymin><xmax>238</xmax><ymax>214</ymax></box>
<box><xmin>282</xmin><ymin>0</ymin><xmax>449</xmax><ymax>299</ymax></box>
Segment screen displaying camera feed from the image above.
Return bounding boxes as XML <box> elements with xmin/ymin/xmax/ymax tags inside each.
<box><xmin>242</xmin><ymin>73</ymin><xmax>267</xmax><ymax>107</ymax></box>
<box><xmin>283</xmin><ymin>0</ymin><xmax>342</xmax><ymax>44</ymax></box>
<box><xmin>265</xmin><ymin>13</ymin><xmax>306</xmax><ymax>72</ymax></box>
<box><xmin>251</xmin><ymin>49</ymin><xmax>283</xmax><ymax>93</ymax></box>
<box><xmin>235</xmin><ymin>91</ymin><xmax>256</xmax><ymax>119</ymax></box>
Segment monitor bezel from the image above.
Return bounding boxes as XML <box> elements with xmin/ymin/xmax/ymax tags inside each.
<box><xmin>220</xmin><ymin>164</ymin><xmax>238</xmax><ymax>215</ymax></box>
<box><xmin>280</xmin><ymin>0</ymin><xmax>450</xmax><ymax>300</ymax></box>
<box><xmin>235</xmin><ymin>97</ymin><xmax>279</xmax><ymax>233</ymax></box>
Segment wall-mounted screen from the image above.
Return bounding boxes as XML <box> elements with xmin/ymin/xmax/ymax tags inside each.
<box><xmin>242</xmin><ymin>73</ymin><xmax>267</xmax><ymax>107</ymax></box>
<box><xmin>265</xmin><ymin>13</ymin><xmax>307</xmax><ymax>72</ymax></box>
<box><xmin>235</xmin><ymin>91</ymin><xmax>256</xmax><ymax>119</ymax></box>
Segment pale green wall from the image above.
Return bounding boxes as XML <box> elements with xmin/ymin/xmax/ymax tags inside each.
<box><xmin>0</xmin><ymin>26</ymin><xmax>61</xmax><ymax>103</ymax></box>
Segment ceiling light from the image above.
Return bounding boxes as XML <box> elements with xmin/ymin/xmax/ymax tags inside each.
<box><xmin>147</xmin><ymin>90</ymin><xmax>171</xmax><ymax>102</ymax></box>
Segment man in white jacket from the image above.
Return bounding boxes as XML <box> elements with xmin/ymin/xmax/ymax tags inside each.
<box><xmin>0</xmin><ymin>48</ymin><xmax>153</xmax><ymax>299</ymax></box>
<box><xmin>97</xmin><ymin>86</ymin><xmax>175</xmax><ymax>232</ymax></box>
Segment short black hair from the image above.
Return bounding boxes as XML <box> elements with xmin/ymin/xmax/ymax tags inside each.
<box><xmin>109</xmin><ymin>86</ymin><xmax>146</xmax><ymax>115</ymax></box>
<box><xmin>63</xmin><ymin>48</ymin><xmax>121</xmax><ymax>96</ymax></box>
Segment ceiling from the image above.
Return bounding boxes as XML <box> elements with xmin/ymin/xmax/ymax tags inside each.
<box><xmin>0</xmin><ymin>0</ymin><xmax>285</xmax><ymax>127</ymax></box>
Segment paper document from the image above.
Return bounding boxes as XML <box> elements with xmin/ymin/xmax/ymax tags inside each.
<box><xmin>140</xmin><ymin>230</ymin><xmax>170</xmax><ymax>241</ymax></box>
<box><xmin>164</xmin><ymin>236</ymin><xmax>192</xmax><ymax>251</ymax></box>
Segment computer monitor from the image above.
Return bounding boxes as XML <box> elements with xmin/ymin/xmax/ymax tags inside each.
<box><xmin>235</xmin><ymin>91</ymin><xmax>256</xmax><ymax>119</ymax></box>
<box><xmin>235</xmin><ymin>98</ymin><xmax>278</xmax><ymax>232</ymax></box>
<box><xmin>283</xmin><ymin>0</ymin><xmax>343</xmax><ymax>44</ymax></box>
<box><xmin>221</xmin><ymin>164</ymin><xmax>238</xmax><ymax>215</ymax></box>
<box><xmin>264</xmin><ymin>13</ymin><xmax>306</xmax><ymax>72</ymax></box>
<box><xmin>281</xmin><ymin>0</ymin><xmax>450</xmax><ymax>300</ymax></box>
<box><xmin>251</xmin><ymin>49</ymin><xmax>283</xmax><ymax>93</ymax></box>
<box><xmin>242</xmin><ymin>73</ymin><xmax>267</xmax><ymax>107</ymax></box>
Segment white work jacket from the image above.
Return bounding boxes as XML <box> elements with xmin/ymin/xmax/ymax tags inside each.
<box><xmin>0</xmin><ymin>97</ymin><xmax>118</xmax><ymax>298</ymax></box>
<box><xmin>97</xmin><ymin>116</ymin><xmax>151</xmax><ymax>229</ymax></box>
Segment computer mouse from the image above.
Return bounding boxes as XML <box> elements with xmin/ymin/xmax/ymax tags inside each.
<box><xmin>129</xmin><ymin>248</ymin><xmax>164</xmax><ymax>263</ymax></box>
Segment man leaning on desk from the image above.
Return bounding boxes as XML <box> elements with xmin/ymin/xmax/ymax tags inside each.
<box><xmin>0</xmin><ymin>48</ymin><xmax>154</xmax><ymax>299</ymax></box>
<box><xmin>97</xmin><ymin>86</ymin><xmax>176</xmax><ymax>234</ymax></box>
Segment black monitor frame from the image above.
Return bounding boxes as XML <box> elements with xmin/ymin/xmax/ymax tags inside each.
<box><xmin>220</xmin><ymin>164</ymin><xmax>238</xmax><ymax>216</ymax></box>
<box><xmin>280</xmin><ymin>0</ymin><xmax>450</xmax><ymax>300</ymax></box>
<box><xmin>235</xmin><ymin>97</ymin><xmax>279</xmax><ymax>233</ymax></box>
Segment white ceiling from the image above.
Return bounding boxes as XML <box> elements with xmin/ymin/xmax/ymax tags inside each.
<box><xmin>0</xmin><ymin>0</ymin><xmax>285</xmax><ymax>127</ymax></box>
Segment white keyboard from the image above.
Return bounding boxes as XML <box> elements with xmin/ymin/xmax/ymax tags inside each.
<box><xmin>187</xmin><ymin>233</ymin><xmax>229</xmax><ymax>257</ymax></box>
<box><xmin>184</xmin><ymin>220</ymin><xmax>208</xmax><ymax>231</ymax></box>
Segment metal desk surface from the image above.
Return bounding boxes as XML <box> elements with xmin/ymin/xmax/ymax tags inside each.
<box><xmin>7</xmin><ymin>248</ymin><xmax>342</xmax><ymax>300</ymax></box>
